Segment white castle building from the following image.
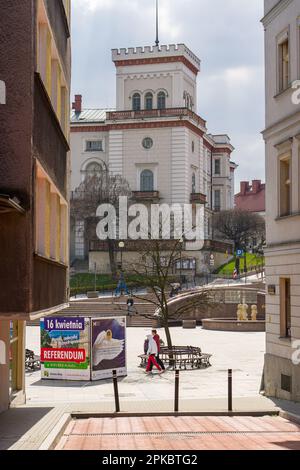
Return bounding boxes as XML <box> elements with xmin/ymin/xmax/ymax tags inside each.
<box><xmin>70</xmin><ymin>44</ymin><xmax>237</xmax><ymax>275</ymax></box>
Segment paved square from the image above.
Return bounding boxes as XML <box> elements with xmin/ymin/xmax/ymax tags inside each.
<box><xmin>56</xmin><ymin>416</ymin><xmax>300</xmax><ymax>450</ymax></box>
<box><xmin>26</xmin><ymin>326</ymin><xmax>265</xmax><ymax>405</ymax></box>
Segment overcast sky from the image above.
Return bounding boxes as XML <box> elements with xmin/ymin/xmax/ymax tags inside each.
<box><xmin>72</xmin><ymin>0</ymin><xmax>265</xmax><ymax>192</ymax></box>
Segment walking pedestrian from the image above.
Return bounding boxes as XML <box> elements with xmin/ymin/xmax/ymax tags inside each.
<box><xmin>149</xmin><ymin>329</ymin><xmax>165</xmax><ymax>372</ymax></box>
<box><xmin>145</xmin><ymin>335</ymin><xmax>163</xmax><ymax>374</ymax></box>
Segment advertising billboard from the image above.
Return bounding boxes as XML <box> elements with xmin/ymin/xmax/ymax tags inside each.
<box><xmin>91</xmin><ymin>317</ymin><xmax>126</xmax><ymax>381</ymax></box>
<box><xmin>41</xmin><ymin>317</ymin><xmax>90</xmax><ymax>381</ymax></box>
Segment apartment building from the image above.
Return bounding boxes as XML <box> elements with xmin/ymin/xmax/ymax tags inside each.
<box><xmin>0</xmin><ymin>0</ymin><xmax>71</xmax><ymax>413</ymax></box>
<box><xmin>262</xmin><ymin>0</ymin><xmax>300</xmax><ymax>401</ymax></box>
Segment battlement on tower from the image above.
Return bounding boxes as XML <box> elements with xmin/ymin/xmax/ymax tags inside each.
<box><xmin>112</xmin><ymin>44</ymin><xmax>201</xmax><ymax>72</ymax></box>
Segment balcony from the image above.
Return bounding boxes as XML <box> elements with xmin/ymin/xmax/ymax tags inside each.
<box><xmin>107</xmin><ymin>108</ymin><xmax>206</xmax><ymax>129</ymax></box>
<box><xmin>132</xmin><ymin>191</ymin><xmax>160</xmax><ymax>202</ymax></box>
<box><xmin>34</xmin><ymin>74</ymin><xmax>69</xmax><ymax>197</ymax></box>
<box><xmin>190</xmin><ymin>193</ymin><xmax>207</xmax><ymax>204</ymax></box>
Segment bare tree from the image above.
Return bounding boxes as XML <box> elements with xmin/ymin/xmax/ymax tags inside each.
<box><xmin>212</xmin><ymin>209</ymin><xmax>265</xmax><ymax>274</ymax></box>
<box><xmin>122</xmin><ymin>238</ymin><xmax>215</xmax><ymax>350</ymax></box>
<box><xmin>71</xmin><ymin>167</ymin><xmax>131</xmax><ymax>277</ymax></box>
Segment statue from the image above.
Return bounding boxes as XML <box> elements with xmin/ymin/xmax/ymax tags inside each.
<box><xmin>237</xmin><ymin>303</ymin><xmax>248</xmax><ymax>321</ymax></box>
<box><xmin>237</xmin><ymin>304</ymin><xmax>244</xmax><ymax>321</ymax></box>
<box><xmin>251</xmin><ymin>305</ymin><xmax>258</xmax><ymax>321</ymax></box>
<box><xmin>241</xmin><ymin>304</ymin><xmax>249</xmax><ymax>321</ymax></box>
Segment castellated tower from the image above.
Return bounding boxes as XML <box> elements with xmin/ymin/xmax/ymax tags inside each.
<box><xmin>112</xmin><ymin>44</ymin><xmax>200</xmax><ymax>111</ymax></box>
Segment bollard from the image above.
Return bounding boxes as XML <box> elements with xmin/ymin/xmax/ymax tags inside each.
<box><xmin>228</xmin><ymin>369</ymin><xmax>233</xmax><ymax>412</ymax></box>
<box><xmin>174</xmin><ymin>369</ymin><xmax>180</xmax><ymax>413</ymax></box>
<box><xmin>113</xmin><ymin>370</ymin><xmax>120</xmax><ymax>413</ymax></box>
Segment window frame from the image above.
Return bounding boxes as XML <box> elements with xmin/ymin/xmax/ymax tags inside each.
<box><xmin>280</xmin><ymin>278</ymin><xmax>292</xmax><ymax>339</ymax></box>
<box><xmin>277</xmin><ymin>28</ymin><xmax>290</xmax><ymax>94</ymax></box>
<box><xmin>157</xmin><ymin>91</ymin><xmax>166</xmax><ymax>110</ymax></box>
<box><xmin>85</xmin><ymin>140</ymin><xmax>103</xmax><ymax>152</ymax></box>
<box><xmin>140</xmin><ymin>169</ymin><xmax>154</xmax><ymax>192</ymax></box>
<box><xmin>132</xmin><ymin>93</ymin><xmax>141</xmax><ymax>111</ymax></box>
<box><xmin>214</xmin><ymin>189</ymin><xmax>221</xmax><ymax>212</ymax></box>
<box><xmin>214</xmin><ymin>158</ymin><xmax>221</xmax><ymax>176</ymax></box>
<box><xmin>145</xmin><ymin>92</ymin><xmax>153</xmax><ymax>111</ymax></box>
<box><xmin>279</xmin><ymin>153</ymin><xmax>292</xmax><ymax>217</ymax></box>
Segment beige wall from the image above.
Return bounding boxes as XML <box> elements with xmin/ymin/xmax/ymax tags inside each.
<box><xmin>70</xmin><ymin>131</ymin><xmax>109</xmax><ymax>191</ymax></box>
<box><xmin>264</xmin><ymin>1</ymin><xmax>300</xmax><ymax>129</ymax></box>
<box><xmin>263</xmin><ymin>0</ymin><xmax>300</xmax><ymax>401</ymax></box>
<box><xmin>89</xmin><ymin>249</ymin><xmax>228</xmax><ymax>276</ymax></box>
<box><xmin>115</xmin><ymin>59</ymin><xmax>198</xmax><ymax>111</ymax></box>
<box><xmin>0</xmin><ymin>321</ymin><xmax>10</xmax><ymax>413</ymax></box>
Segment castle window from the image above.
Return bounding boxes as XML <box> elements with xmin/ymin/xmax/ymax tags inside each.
<box><xmin>192</xmin><ymin>173</ymin><xmax>196</xmax><ymax>194</ymax></box>
<box><xmin>278</xmin><ymin>36</ymin><xmax>289</xmax><ymax>92</ymax></box>
<box><xmin>140</xmin><ymin>170</ymin><xmax>154</xmax><ymax>192</ymax></box>
<box><xmin>214</xmin><ymin>159</ymin><xmax>221</xmax><ymax>175</ymax></box>
<box><xmin>157</xmin><ymin>91</ymin><xmax>166</xmax><ymax>110</ymax></box>
<box><xmin>132</xmin><ymin>93</ymin><xmax>141</xmax><ymax>111</ymax></box>
<box><xmin>145</xmin><ymin>92</ymin><xmax>153</xmax><ymax>110</ymax></box>
<box><xmin>86</xmin><ymin>140</ymin><xmax>103</xmax><ymax>152</ymax></box>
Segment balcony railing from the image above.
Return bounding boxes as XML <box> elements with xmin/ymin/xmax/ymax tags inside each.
<box><xmin>190</xmin><ymin>193</ymin><xmax>207</xmax><ymax>204</ymax></box>
<box><xmin>107</xmin><ymin>108</ymin><xmax>206</xmax><ymax>129</ymax></box>
<box><xmin>132</xmin><ymin>191</ymin><xmax>160</xmax><ymax>201</ymax></box>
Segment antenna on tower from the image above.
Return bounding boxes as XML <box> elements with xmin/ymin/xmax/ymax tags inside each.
<box><xmin>155</xmin><ymin>0</ymin><xmax>159</xmax><ymax>47</ymax></box>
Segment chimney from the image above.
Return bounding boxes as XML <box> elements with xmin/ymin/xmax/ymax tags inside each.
<box><xmin>252</xmin><ymin>180</ymin><xmax>261</xmax><ymax>194</ymax></box>
<box><xmin>72</xmin><ymin>94</ymin><xmax>82</xmax><ymax>113</ymax></box>
<box><xmin>240</xmin><ymin>181</ymin><xmax>249</xmax><ymax>195</ymax></box>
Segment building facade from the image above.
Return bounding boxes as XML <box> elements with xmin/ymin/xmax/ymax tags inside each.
<box><xmin>262</xmin><ymin>0</ymin><xmax>300</xmax><ymax>401</ymax></box>
<box><xmin>70</xmin><ymin>44</ymin><xmax>236</xmax><ymax>275</ymax></box>
<box><xmin>0</xmin><ymin>0</ymin><xmax>71</xmax><ymax>413</ymax></box>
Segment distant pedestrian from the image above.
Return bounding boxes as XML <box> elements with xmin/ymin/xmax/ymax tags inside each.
<box><xmin>127</xmin><ymin>298</ymin><xmax>135</xmax><ymax>316</ymax></box>
<box><xmin>149</xmin><ymin>329</ymin><xmax>165</xmax><ymax>372</ymax></box>
<box><xmin>145</xmin><ymin>335</ymin><xmax>163</xmax><ymax>374</ymax></box>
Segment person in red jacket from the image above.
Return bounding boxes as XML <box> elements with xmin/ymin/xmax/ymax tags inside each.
<box><xmin>149</xmin><ymin>329</ymin><xmax>165</xmax><ymax>372</ymax></box>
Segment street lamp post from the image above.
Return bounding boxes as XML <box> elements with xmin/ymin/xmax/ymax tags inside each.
<box><xmin>119</xmin><ymin>241</ymin><xmax>125</xmax><ymax>272</ymax></box>
<box><xmin>179</xmin><ymin>238</ymin><xmax>183</xmax><ymax>289</ymax></box>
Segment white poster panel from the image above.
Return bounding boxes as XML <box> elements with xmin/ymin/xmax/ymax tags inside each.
<box><xmin>91</xmin><ymin>317</ymin><xmax>127</xmax><ymax>381</ymax></box>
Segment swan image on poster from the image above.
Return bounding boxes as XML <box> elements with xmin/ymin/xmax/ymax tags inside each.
<box><xmin>92</xmin><ymin>330</ymin><xmax>124</xmax><ymax>367</ymax></box>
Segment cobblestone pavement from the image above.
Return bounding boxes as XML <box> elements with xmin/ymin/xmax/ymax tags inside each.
<box><xmin>56</xmin><ymin>415</ymin><xmax>300</xmax><ymax>451</ymax></box>
<box><xmin>26</xmin><ymin>327</ymin><xmax>265</xmax><ymax>405</ymax></box>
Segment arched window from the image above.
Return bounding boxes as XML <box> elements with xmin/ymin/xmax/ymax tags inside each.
<box><xmin>192</xmin><ymin>173</ymin><xmax>196</xmax><ymax>194</ymax></box>
<box><xmin>85</xmin><ymin>162</ymin><xmax>102</xmax><ymax>179</ymax></box>
<box><xmin>145</xmin><ymin>92</ymin><xmax>153</xmax><ymax>110</ymax></box>
<box><xmin>140</xmin><ymin>170</ymin><xmax>154</xmax><ymax>192</ymax></box>
<box><xmin>157</xmin><ymin>91</ymin><xmax>166</xmax><ymax>110</ymax></box>
<box><xmin>132</xmin><ymin>93</ymin><xmax>141</xmax><ymax>111</ymax></box>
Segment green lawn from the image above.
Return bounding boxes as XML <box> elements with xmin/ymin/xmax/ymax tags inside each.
<box><xmin>216</xmin><ymin>253</ymin><xmax>264</xmax><ymax>275</ymax></box>
<box><xmin>70</xmin><ymin>273</ymin><xmax>151</xmax><ymax>296</ymax></box>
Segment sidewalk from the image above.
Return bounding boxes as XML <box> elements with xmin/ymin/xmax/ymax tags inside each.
<box><xmin>1</xmin><ymin>395</ymin><xmax>300</xmax><ymax>450</ymax></box>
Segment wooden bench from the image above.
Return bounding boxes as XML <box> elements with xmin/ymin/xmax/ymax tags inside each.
<box><xmin>138</xmin><ymin>354</ymin><xmax>148</xmax><ymax>368</ymax></box>
<box><xmin>138</xmin><ymin>347</ymin><xmax>212</xmax><ymax>370</ymax></box>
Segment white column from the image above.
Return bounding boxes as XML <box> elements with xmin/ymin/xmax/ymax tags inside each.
<box><xmin>171</xmin><ymin>127</ymin><xmax>190</xmax><ymax>203</ymax></box>
<box><xmin>292</xmin><ymin>137</ymin><xmax>299</xmax><ymax>213</ymax></box>
<box><xmin>108</xmin><ymin>130</ymin><xmax>124</xmax><ymax>175</ymax></box>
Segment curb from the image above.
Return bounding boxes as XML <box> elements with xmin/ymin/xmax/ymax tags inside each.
<box><xmin>39</xmin><ymin>413</ymin><xmax>72</xmax><ymax>451</ymax></box>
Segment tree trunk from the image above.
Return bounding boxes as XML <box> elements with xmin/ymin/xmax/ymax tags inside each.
<box><xmin>161</xmin><ymin>305</ymin><xmax>174</xmax><ymax>367</ymax></box>
<box><xmin>108</xmin><ymin>239</ymin><xmax>117</xmax><ymax>279</ymax></box>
